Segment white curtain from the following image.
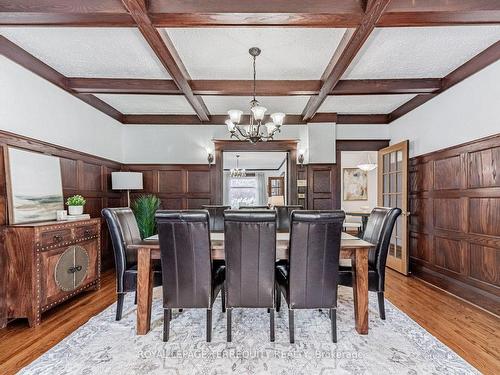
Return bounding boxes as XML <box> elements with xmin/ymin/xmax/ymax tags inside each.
<box><xmin>255</xmin><ymin>172</ymin><xmax>267</xmax><ymax>206</ymax></box>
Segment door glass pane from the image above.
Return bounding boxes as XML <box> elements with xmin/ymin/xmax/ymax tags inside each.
<box><xmin>383</xmin><ymin>174</ymin><xmax>389</xmax><ymax>192</ymax></box>
<box><xmin>396</xmin><ymin>194</ymin><xmax>402</xmax><ymax>210</ymax></box>
<box><xmin>396</xmin><ymin>216</ymin><xmax>402</xmax><ymax>239</ymax></box>
<box><xmin>390</xmin><ymin>152</ymin><xmax>396</xmax><ymax>172</ymax></box>
<box><xmin>390</xmin><ymin>194</ymin><xmax>397</xmax><ymax>208</ymax></box>
<box><xmin>383</xmin><ymin>154</ymin><xmax>390</xmax><ymax>173</ymax></box>
<box><xmin>390</xmin><ymin>173</ymin><xmax>396</xmax><ymax>193</ymax></box>
<box><xmin>396</xmin><ymin>150</ymin><xmax>403</xmax><ymax>171</ymax></box>
<box><xmin>396</xmin><ymin>172</ymin><xmax>402</xmax><ymax>193</ymax></box>
<box><xmin>383</xmin><ymin>194</ymin><xmax>390</xmax><ymax>206</ymax></box>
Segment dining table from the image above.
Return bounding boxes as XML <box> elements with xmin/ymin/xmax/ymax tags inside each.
<box><xmin>129</xmin><ymin>231</ymin><xmax>374</xmax><ymax>336</ymax></box>
<box><xmin>345</xmin><ymin>211</ymin><xmax>371</xmax><ymax>236</ymax></box>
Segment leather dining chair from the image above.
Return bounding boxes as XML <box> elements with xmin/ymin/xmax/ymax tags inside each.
<box><xmin>339</xmin><ymin>207</ymin><xmax>401</xmax><ymax>320</ymax></box>
<box><xmin>102</xmin><ymin>207</ymin><xmax>162</xmax><ymax>321</ymax></box>
<box><xmin>155</xmin><ymin>210</ymin><xmax>225</xmax><ymax>342</ymax></box>
<box><xmin>202</xmin><ymin>205</ymin><xmax>231</xmax><ymax>232</ymax></box>
<box><xmin>223</xmin><ymin>210</ymin><xmax>277</xmax><ymax>342</ymax></box>
<box><xmin>275</xmin><ymin>205</ymin><xmax>303</xmax><ymax>232</ymax></box>
<box><xmin>276</xmin><ymin>210</ymin><xmax>345</xmax><ymax>343</ymax></box>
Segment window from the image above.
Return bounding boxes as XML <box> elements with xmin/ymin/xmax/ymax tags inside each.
<box><xmin>228</xmin><ymin>177</ymin><xmax>259</xmax><ymax>208</ymax></box>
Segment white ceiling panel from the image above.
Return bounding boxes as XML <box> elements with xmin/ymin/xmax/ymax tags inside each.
<box><xmin>344</xmin><ymin>26</ymin><xmax>500</xmax><ymax>79</ymax></box>
<box><xmin>0</xmin><ymin>27</ymin><xmax>169</xmax><ymax>79</ymax></box>
<box><xmin>202</xmin><ymin>96</ymin><xmax>310</xmax><ymax>115</ymax></box>
<box><xmin>165</xmin><ymin>28</ymin><xmax>346</xmax><ymax>79</ymax></box>
<box><xmin>319</xmin><ymin>95</ymin><xmax>417</xmax><ymax>114</ymax></box>
<box><xmin>94</xmin><ymin>94</ymin><xmax>195</xmax><ymax>114</ymax></box>
<box><xmin>224</xmin><ymin>152</ymin><xmax>287</xmax><ymax>170</ymax></box>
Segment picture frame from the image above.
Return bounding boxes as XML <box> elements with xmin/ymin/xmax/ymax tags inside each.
<box><xmin>343</xmin><ymin>168</ymin><xmax>368</xmax><ymax>201</ymax></box>
<box><xmin>5</xmin><ymin>147</ymin><xmax>64</xmax><ymax>224</ymax></box>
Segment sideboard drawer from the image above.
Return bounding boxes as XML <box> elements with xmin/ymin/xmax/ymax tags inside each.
<box><xmin>74</xmin><ymin>223</ymin><xmax>99</xmax><ymax>240</ymax></box>
<box><xmin>40</xmin><ymin>228</ymin><xmax>72</xmax><ymax>248</ymax></box>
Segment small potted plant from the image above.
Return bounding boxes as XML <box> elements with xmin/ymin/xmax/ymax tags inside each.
<box><xmin>66</xmin><ymin>195</ymin><xmax>86</xmax><ymax>215</ymax></box>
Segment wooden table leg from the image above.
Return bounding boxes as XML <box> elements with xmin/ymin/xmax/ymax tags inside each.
<box><xmin>351</xmin><ymin>248</ymin><xmax>369</xmax><ymax>334</ymax></box>
<box><xmin>137</xmin><ymin>247</ymin><xmax>153</xmax><ymax>335</ymax></box>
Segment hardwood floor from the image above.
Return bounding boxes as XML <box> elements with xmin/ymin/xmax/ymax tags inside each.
<box><xmin>0</xmin><ymin>269</ymin><xmax>498</xmax><ymax>374</ymax></box>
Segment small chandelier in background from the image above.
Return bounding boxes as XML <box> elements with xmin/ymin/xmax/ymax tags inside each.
<box><xmin>226</xmin><ymin>47</ymin><xmax>285</xmax><ymax>144</ymax></box>
<box><xmin>357</xmin><ymin>153</ymin><xmax>377</xmax><ymax>171</ymax></box>
<box><xmin>230</xmin><ymin>155</ymin><xmax>246</xmax><ymax>178</ymax></box>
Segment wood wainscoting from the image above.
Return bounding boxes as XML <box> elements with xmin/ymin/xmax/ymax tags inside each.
<box><xmin>124</xmin><ymin>164</ymin><xmax>216</xmax><ymax>209</ymax></box>
<box><xmin>409</xmin><ymin>133</ymin><xmax>500</xmax><ymax>315</ymax></box>
<box><xmin>0</xmin><ymin>130</ymin><xmax>123</xmax><ymax>272</ymax></box>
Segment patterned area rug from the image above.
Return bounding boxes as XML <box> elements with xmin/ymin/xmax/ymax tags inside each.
<box><xmin>20</xmin><ymin>287</ymin><xmax>477</xmax><ymax>374</ymax></box>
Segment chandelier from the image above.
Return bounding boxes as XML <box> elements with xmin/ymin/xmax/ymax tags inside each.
<box><xmin>357</xmin><ymin>153</ymin><xmax>377</xmax><ymax>171</ymax></box>
<box><xmin>225</xmin><ymin>47</ymin><xmax>285</xmax><ymax>144</ymax></box>
<box><xmin>230</xmin><ymin>155</ymin><xmax>246</xmax><ymax>178</ymax></box>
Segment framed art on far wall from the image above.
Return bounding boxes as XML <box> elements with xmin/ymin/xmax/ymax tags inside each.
<box><xmin>4</xmin><ymin>147</ymin><xmax>64</xmax><ymax>224</ymax></box>
<box><xmin>343</xmin><ymin>168</ymin><xmax>368</xmax><ymax>201</ymax></box>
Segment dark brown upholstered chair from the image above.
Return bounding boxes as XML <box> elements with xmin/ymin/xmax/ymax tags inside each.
<box><xmin>223</xmin><ymin>210</ymin><xmax>277</xmax><ymax>342</ymax></box>
<box><xmin>155</xmin><ymin>210</ymin><xmax>225</xmax><ymax>342</ymax></box>
<box><xmin>102</xmin><ymin>207</ymin><xmax>162</xmax><ymax>321</ymax></box>
<box><xmin>339</xmin><ymin>207</ymin><xmax>401</xmax><ymax>320</ymax></box>
<box><xmin>276</xmin><ymin>210</ymin><xmax>345</xmax><ymax>343</ymax></box>
<box><xmin>202</xmin><ymin>205</ymin><xmax>231</xmax><ymax>232</ymax></box>
<box><xmin>275</xmin><ymin>205</ymin><xmax>303</xmax><ymax>232</ymax></box>
<box><xmin>238</xmin><ymin>205</ymin><xmax>270</xmax><ymax>209</ymax></box>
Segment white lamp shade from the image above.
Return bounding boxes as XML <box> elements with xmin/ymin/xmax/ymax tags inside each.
<box><xmin>112</xmin><ymin>172</ymin><xmax>143</xmax><ymax>190</ymax></box>
<box><xmin>268</xmin><ymin>195</ymin><xmax>285</xmax><ymax>207</ymax></box>
<box><xmin>265</xmin><ymin>122</ymin><xmax>276</xmax><ymax>134</ymax></box>
<box><xmin>270</xmin><ymin>112</ymin><xmax>285</xmax><ymax>126</ymax></box>
<box><xmin>251</xmin><ymin>105</ymin><xmax>267</xmax><ymax>121</ymax></box>
<box><xmin>227</xmin><ymin>109</ymin><xmax>243</xmax><ymax>124</ymax></box>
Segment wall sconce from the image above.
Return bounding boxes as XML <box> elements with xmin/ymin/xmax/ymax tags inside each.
<box><xmin>298</xmin><ymin>149</ymin><xmax>305</xmax><ymax>167</ymax></box>
<box><xmin>206</xmin><ymin>148</ymin><xmax>214</xmax><ymax>167</ymax></box>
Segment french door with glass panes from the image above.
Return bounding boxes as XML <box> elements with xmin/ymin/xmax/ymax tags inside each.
<box><xmin>378</xmin><ymin>141</ymin><xmax>409</xmax><ymax>275</ymax></box>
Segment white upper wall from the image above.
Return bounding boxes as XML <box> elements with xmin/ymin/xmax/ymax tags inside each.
<box><xmin>390</xmin><ymin>60</ymin><xmax>500</xmax><ymax>157</ymax></box>
<box><xmin>0</xmin><ymin>56</ymin><xmax>123</xmax><ymax>161</ymax></box>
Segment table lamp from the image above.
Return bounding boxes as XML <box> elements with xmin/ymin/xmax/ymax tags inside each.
<box><xmin>112</xmin><ymin>172</ymin><xmax>143</xmax><ymax>207</ymax></box>
<box><xmin>268</xmin><ymin>195</ymin><xmax>285</xmax><ymax>208</ymax></box>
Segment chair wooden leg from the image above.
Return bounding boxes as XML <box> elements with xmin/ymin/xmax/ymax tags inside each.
<box><xmin>270</xmin><ymin>308</ymin><xmax>275</xmax><ymax>342</ymax></box>
<box><xmin>377</xmin><ymin>291</ymin><xmax>386</xmax><ymax>320</ymax></box>
<box><xmin>330</xmin><ymin>308</ymin><xmax>337</xmax><ymax>343</ymax></box>
<box><xmin>163</xmin><ymin>308</ymin><xmax>171</xmax><ymax>342</ymax></box>
<box><xmin>116</xmin><ymin>293</ymin><xmax>125</xmax><ymax>321</ymax></box>
<box><xmin>289</xmin><ymin>309</ymin><xmax>295</xmax><ymax>343</ymax></box>
<box><xmin>227</xmin><ymin>308</ymin><xmax>232</xmax><ymax>342</ymax></box>
<box><xmin>206</xmin><ymin>309</ymin><xmax>212</xmax><ymax>342</ymax></box>
<box><xmin>134</xmin><ymin>291</ymin><xmax>137</xmax><ymax>305</ymax></box>
<box><xmin>275</xmin><ymin>286</ymin><xmax>281</xmax><ymax>312</ymax></box>
<box><xmin>221</xmin><ymin>284</ymin><xmax>226</xmax><ymax>313</ymax></box>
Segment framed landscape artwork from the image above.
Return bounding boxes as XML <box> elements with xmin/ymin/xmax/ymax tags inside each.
<box><xmin>5</xmin><ymin>147</ymin><xmax>64</xmax><ymax>224</ymax></box>
<box><xmin>343</xmin><ymin>168</ymin><xmax>368</xmax><ymax>201</ymax></box>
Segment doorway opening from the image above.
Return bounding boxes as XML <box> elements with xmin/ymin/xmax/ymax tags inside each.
<box><xmin>222</xmin><ymin>151</ymin><xmax>288</xmax><ymax>208</ymax></box>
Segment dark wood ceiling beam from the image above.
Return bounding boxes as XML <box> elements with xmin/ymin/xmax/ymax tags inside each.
<box><xmin>388</xmin><ymin>40</ymin><xmax>500</xmax><ymax>122</ymax></box>
<box><xmin>0</xmin><ymin>36</ymin><xmax>123</xmax><ymax>122</ymax></box>
<box><xmin>121</xmin><ymin>0</ymin><xmax>210</xmax><ymax>121</ymax></box>
<box><xmin>122</xmin><ymin>113</ymin><xmax>388</xmax><ymax>125</ymax></box>
<box><xmin>2</xmin><ymin>0</ymin><xmax>499</xmax><ymax>26</ymax></box>
<box><xmin>302</xmin><ymin>0</ymin><xmax>391</xmax><ymax>121</ymax></box>
<box><xmin>67</xmin><ymin>78</ymin><xmax>441</xmax><ymax>96</ymax></box>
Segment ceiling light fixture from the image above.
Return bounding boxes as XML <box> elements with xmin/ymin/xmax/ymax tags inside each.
<box><xmin>230</xmin><ymin>154</ymin><xmax>246</xmax><ymax>178</ymax></box>
<box><xmin>357</xmin><ymin>153</ymin><xmax>377</xmax><ymax>171</ymax></box>
<box><xmin>226</xmin><ymin>47</ymin><xmax>285</xmax><ymax>144</ymax></box>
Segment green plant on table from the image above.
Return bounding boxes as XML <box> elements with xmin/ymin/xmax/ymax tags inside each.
<box><xmin>66</xmin><ymin>195</ymin><xmax>86</xmax><ymax>206</ymax></box>
<box><xmin>131</xmin><ymin>194</ymin><xmax>161</xmax><ymax>239</ymax></box>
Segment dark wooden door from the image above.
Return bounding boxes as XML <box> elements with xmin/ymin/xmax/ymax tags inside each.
<box><xmin>307</xmin><ymin>165</ymin><xmax>338</xmax><ymax>210</ymax></box>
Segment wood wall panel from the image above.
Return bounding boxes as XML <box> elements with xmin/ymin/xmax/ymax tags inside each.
<box><xmin>433</xmin><ymin>156</ymin><xmax>462</xmax><ymax>190</ymax></box>
<box><xmin>409</xmin><ymin>133</ymin><xmax>500</xmax><ymax>314</ymax></box>
<box><xmin>469</xmin><ymin>198</ymin><xmax>500</xmax><ymax>237</ymax></box>
<box><xmin>469</xmin><ymin>146</ymin><xmax>500</xmax><ymax>188</ymax></box>
<box><xmin>0</xmin><ymin>130</ymin><xmax>122</xmax><ymax>275</ymax></box>
<box><xmin>126</xmin><ymin>164</ymin><xmax>215</xmax><ymax>210</ymax></box>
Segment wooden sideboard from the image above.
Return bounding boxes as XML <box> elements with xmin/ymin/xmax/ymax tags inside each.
<box><xmin>1</xmin><ymin>219</ymin><xmax>101</xmax><ymax>327</ymax></box>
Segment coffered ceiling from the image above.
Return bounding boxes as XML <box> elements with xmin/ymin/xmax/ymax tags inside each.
<box><xmin>0</xmin><ymin>0</ymin><xmax>499</xmax><ymax>126</ymax></box>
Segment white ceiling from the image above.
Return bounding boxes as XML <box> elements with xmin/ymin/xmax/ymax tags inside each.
<box><xmin>343</xmin><ymin>26</ymin><xmax>500</xmax><ymax>79</ymax></box>
<box><xmin>165</xmin><ymin>28</ymin><xmax>347</xmax><ymax>79</ymax></box>
<box><xmin>202</xmin><ymin>96</ymin><xmax>310</xmax><ymax>115</ymax></box>
<box><xmin>224</xmin><ymin>151</ymin><xmax>287</xmax><ymax>170</ymax></box>
<box><xmin>0</xmin><ymin>27</ymin><xmax>169</xmax><ymax>79</ymax></box>
<box><xmin>94</xmin><ymin>94</ymin><xmax>195</xmax><ymax>114</ymax></box>
<box><xmin>319</xmin><ymin>94</ymin><xmax>417</xmax><ymax>114</ymax></box>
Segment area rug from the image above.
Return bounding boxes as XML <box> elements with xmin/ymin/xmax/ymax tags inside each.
<box><xmin>19</xmin><ymin>287</ymin><xmax>477</xmax><ymax>374</ymax></box>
